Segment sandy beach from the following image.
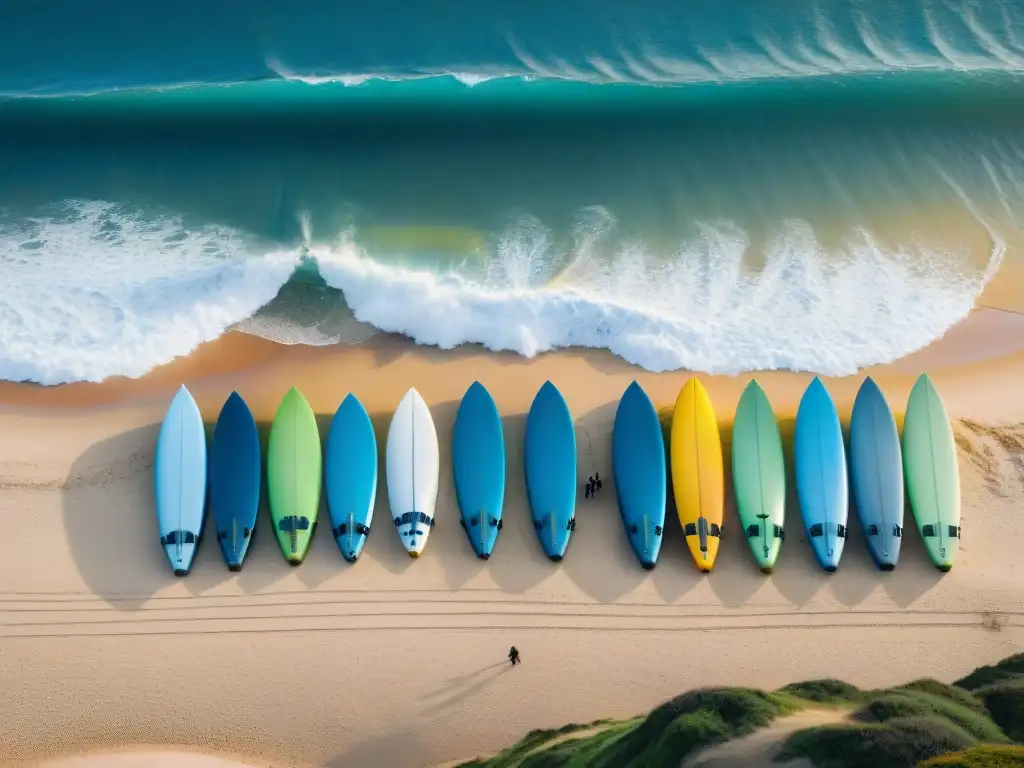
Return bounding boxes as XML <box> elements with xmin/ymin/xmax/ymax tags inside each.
<box><xmin>2</xmin><ymin>307</ymin><xmax>1024</xmax><ymax>768</ymax></box>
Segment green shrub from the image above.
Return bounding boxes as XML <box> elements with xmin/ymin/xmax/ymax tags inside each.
<box><xmin>974</xmin><ymin>680</ymin><xmax>1024</xmax><ymax>742</ymax></box>
<box><xmin>776</xmin><ymin>716</ymin><xmax>977</xmax><ymax>768</ymax></box>
<box><xmin>918</xmin><ymin>745</ymin><xmax>1024</xmax><ymax>767</ymax></box>
<box><xmin>956</xmin><ymin>655</ymin><xmax>1024</xmax><ymax>692</ymax></box>
<box><xmin>851</xmin><ymin>691</ymin><xmax>1008</xmax><ymax>743</ymax></box>
<box><xmin>778</xmin><ymin>679</ymin><xmax>863</xmax><ymax>704</ymax></box>
<box><xmin>597</xmin><ymin>687</ymin><xmax>793</xmax><ymax>766</ymax></box>
<box><xmin>901</xmin><ymin>679</ymin><xmax>988</xmax><ymax>714</ymax></box>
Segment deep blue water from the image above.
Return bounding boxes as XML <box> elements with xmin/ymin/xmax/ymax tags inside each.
<box><xmin>1</xmin><ymin>0</ymin><xmax>1023</xmax><ymax>383</ymax></box>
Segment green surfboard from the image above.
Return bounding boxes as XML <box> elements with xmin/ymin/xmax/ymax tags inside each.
<box><xmin>267</xmin><ymin>387</ymin><xmax>322</xmax><ymax>565</ymax></box>
<box><xmin>902</xmin><ymin>373</ymin><xmax>960</xmax><ymax>572</ymax></box>
<box><xmin>731</xmin><ymin>380</ymin><xmax>786</xmax><ymax>573</ymax></box>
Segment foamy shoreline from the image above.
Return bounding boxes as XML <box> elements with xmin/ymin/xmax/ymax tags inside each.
<box><xmin>1</xmin><ymin>310</ymin><xmax>1023</xmax><ymax>768</ymax></box>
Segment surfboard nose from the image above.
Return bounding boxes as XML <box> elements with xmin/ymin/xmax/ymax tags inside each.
<box><xmin>288</xmin><ymin>557</ymin><xmax>301</xmax><ymax>567</ymax></box>
<box><xmin>478</xmin><ymin>552</ymin><xmax>491</xmax><ymax>560</ymax></box>
<box><xmin>641</xmin><ymin>561</ymin><xmax>655</xmax><ymax>571</ymax></box>
<box><xmin>879</xmin><ymin>563</ymin><xmax>895</xmax><ymax>572</ymax></box>
<box><xmin>228</xmin><ymin>563</ymin><xmax>242</xmax><ymax>573</ymax></box>
<box><xmin>824</xmin><ymin>565</ymin><xmax>837</xmax><ymax>573</ymax></box>
<box><xmin>408</xmin><ymin>550</ymin><xmax>420</xmax><ymax>559</ymax></box>
<box><xmin>173</xmin><ymin>568</ymin><xmax>188</xmax><ymax>577</ymax></box>
<box><xmin>548</xmin><ymin>554</ymin><xmax>563</xmax><ymax>563</ymax></box>
<box><xmin>937</xmin><ymin>563</ymin><xmax>953</xmax><ymax>573</ymax></box>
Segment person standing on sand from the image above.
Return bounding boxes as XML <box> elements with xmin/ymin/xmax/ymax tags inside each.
<box><xmin>508</xmin><ymin>646</ymin><xmax>520</xmax><ymax>665</ymax></box>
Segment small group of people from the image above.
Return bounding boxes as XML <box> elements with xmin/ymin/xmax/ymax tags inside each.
<box><xmin>584</xmin><ymin>472</ymin><xmax>603</xmax><ymax>499</ymax></box>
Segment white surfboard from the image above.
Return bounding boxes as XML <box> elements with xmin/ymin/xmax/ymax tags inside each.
<box><xmin>386</xmin><ymin>387</ymin><xmax>440</xmax><ymax>557</ymax></box>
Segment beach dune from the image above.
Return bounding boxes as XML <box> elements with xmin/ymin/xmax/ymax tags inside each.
<box><xmin>1</xmin><ymin>310</ymin><xmax>1023</xmax><ymax>767</ymax></box>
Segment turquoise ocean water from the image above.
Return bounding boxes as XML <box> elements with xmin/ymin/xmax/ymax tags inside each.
<box><xmin>1</xmin><ymin>0</ymin><xmax>1023</xmax><ymax>383</ymax></box>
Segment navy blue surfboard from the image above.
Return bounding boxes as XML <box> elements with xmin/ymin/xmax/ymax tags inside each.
<box><xmin>209</xmin><ymin>391</ymin><xmax>260</xmax><ymax>571</ymax></box>
<box><xmin>612</xmin><ymin>381</ymin><xmax>666</xmax><ymax>569</ymax></box>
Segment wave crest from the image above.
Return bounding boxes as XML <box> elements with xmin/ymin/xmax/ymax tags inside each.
<box><xmin>0</xmin><ymin>202</ymin><xmax>299</xmax><ymax>384</ymax></box>
<box><xmin>312</xmin><ymin>214</ymin><xmax>999</xmax><ymax>376</ymax></box>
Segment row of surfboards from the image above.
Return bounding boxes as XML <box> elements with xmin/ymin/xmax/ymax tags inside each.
<box><xmin>154</xmin><ymin>372</ymin><xmax>959</xmax><ymax>576</ymax></box>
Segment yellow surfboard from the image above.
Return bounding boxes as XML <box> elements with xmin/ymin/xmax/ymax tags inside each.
<box><xmin>670</xmin><ymin>377</ymin><xmax>725</xmax><ymax>572</ymax></box>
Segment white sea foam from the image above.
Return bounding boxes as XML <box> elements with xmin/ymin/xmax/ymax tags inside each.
<box><xmin>0</xmin><ymin>202</ymin><xmax>299</xmax><ymax>384</ymax></box>
<box><xmin>312</xmin><ymin>215</ymin><xmax>1000</xmax><ymax>377</ymax></box>
<box><xmin>0</xmin><ymin>202</ymin><xmax>1002</xmax><ymax>384</ymax></box>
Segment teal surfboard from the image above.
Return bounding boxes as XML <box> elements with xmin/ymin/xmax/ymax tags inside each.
<box><xmin>524</xmin><ymin>381</ymin><xmax>577</xmax><ymax>562</ymax></box>
<box><xmin>324</xmin><ymin>393</ymin><xmax>378</xmax><ymax>563</ymax></box>
<box><xmin>731</xmin><ymin>380</ymin><xmax>786</xmax><ymax>573</ymax></box>
<box><xmin>154</xmin><ymin>385</ymin><xmax>208</xmax><ymax>576</ymax></box>
<box><xmin>794</xmin><ymin>377</ymin><xmax>849</xmax><ymax>572</ymax></box>
<box><xmin>849</xmin><ymin>377</ymin><xmax>904</xmax><ymax>570</ymax></box>
<box><xmin>210</xmin><ymin>391</ymin><xmax>260</xmax><ymax>571</ymax></box>
<box><xmin>453</xmin><ymin>382</ymin><xmax>506</xmax><ymax>559</ymax></box>
<box><xmin>902</xmin><ymin>373</ymin><xmax>960</xmax><ymax>571</ymax></box>
<box><xmin>611</xmin><ymin>381</ymin><xmax>666</xmax><ymax>569</ymax></box>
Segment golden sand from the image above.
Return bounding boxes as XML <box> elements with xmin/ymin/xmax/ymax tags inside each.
<box><xmin>1</xmin><ymin>308</ymin><xmax>1023</xmax><ymax>767</ymax></box>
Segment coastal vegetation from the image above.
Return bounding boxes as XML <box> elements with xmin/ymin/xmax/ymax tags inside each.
<box><xmin>455</xmin><ymin>653</ymin><xmax>1024</xmax><ymax>768</ymax></box>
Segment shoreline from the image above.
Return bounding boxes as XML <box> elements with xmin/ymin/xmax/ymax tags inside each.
<box><xmin>1</xmin><ymin>305</ymin><xmax>1022</xmax><ymax>767</ymax></box>
<box><xmin>2</xmin><ymin>306</ymin><xmax>1024</xmax><ymax>420</ymax></box>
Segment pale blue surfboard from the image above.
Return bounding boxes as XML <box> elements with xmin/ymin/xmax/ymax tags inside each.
<box><xmin>325</xmin><ymin>393</ymin><xmax>378</xmax><ymax>562</ymax></box>
<box><xmin>612</xmin><ymin>381</ymin><xmax>666</xmax><ymax>570</ymax></box>
<box><xmin>210</xmin><ymin>391</ymin><xmax>260</xmax><ymax>571</ymax></box>
<box><xmin>849</xmin><ymin>376</ymin><xmax>904</xmax><ymax>570</ymax></box>
<box><xmin>453</xmin><ymin>382</ymin><xmax>506</xmax><ymax>559</ymax></box>
<box><xmin>794</xmin><ymin>377</ymin><xmax>849</xmax><ymax>572</ymax></box>
<box><xmin>524</xmin><ymin>381</ymin><xmax>577</xmax><ymax>561</ymax></box>
<box><xmin>154</xmin><ymin>385</ymin><xmax>208</xmax><ymax>576</ymax></box>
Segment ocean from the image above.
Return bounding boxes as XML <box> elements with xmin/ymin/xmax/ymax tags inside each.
<box><xmin>1</xmin><ymin>0</ymin><xmax>1023</xmax><ymax>384</ymax></box>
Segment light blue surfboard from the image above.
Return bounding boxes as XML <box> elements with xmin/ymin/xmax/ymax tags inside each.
<box><xmin>612</xmin><ymin>381</ymin><xmax>666</xmax><ymax>570</ymax></box>
<box><xmin>524</xmin><ymin>381</ymin><xmax>577</xmax><ymax>562</ymax></box>
<box><xmin>210</xmin><ymin>391</ymin><xmax>260</xmax><ymax>571</ymax></box>
<box><xmin>453</xmin><ymin>382</ymin><xmax>506</xmax><ymax>559</ymax></box>
<box><xmin>325</xmin><ymin>393</ymin><xmax>378</xmax><ymax>562</ymax></box>
<box><xmin>794</xmin><ymin>377</ymin><xmax>849</xmax><ymax>572</ymax></box>
<box><xmin>154</xmin><ymin>385</ymin><xmax>208</xmax><ymax>576</ymax></box>
<box><xmin>849</xmin><ymin>376</ymin><xmax>904</xmax><ymax>571</ymax></box>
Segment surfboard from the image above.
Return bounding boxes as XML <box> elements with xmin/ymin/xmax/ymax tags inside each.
<box><xmin>523</xmin><ymin>381</ymin><xmax>577</xmax><ymax>561</ymax></box>
<box><xmin>266</xmin><ymin>387</ymin><xmax>322</xmax><ymax>565</ymax></box>
<box><xmin>154</xmin><ymin>385</ymin><xmax>208</xmax><ymax>576</ymax></box>
<box><xmin>670</xmin><ymin>377</ymin><xmax>725</xmax><ymax>572</ymax></box>
<box><xmin>794</xmin><ymin>377</ymin><xmax>849</xmax><ymax>572</ymax></box>
<box><xmin>386</xmin><ymin>388</ymin><xmax>439</xmax><ymax>558</ymax></box>
<box><xmin>849</xmin><ymin>376</ymin><xmax>904</xmax><ymax>571</ymax></box>
<box><xmin>731</xmin><ymin>379</ymin><xmax>786</xmax><ymax>574</ymax></box>
<box><xmin>324</xmin><ymin>393</ymin><xmax>378</xmax><ymax>563</ymax></box>
<box><xmin>452</xmin><ymin>382</ymin><xmax>506</xmax><ymax>559</ymax></box>
<box><xmin>209</xmin><ymin>391</ymin><xmax>260</xmax><ymax>571</ymax></box>
<box><xmin>902</xmin><ymin>373</ymin><xmax>960</xmax><ymax>572</ymax></box>
<box><xmin>612</xmin><ymin>381</ymin><xmax>666</xmax><ymax>570</ymax></box>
